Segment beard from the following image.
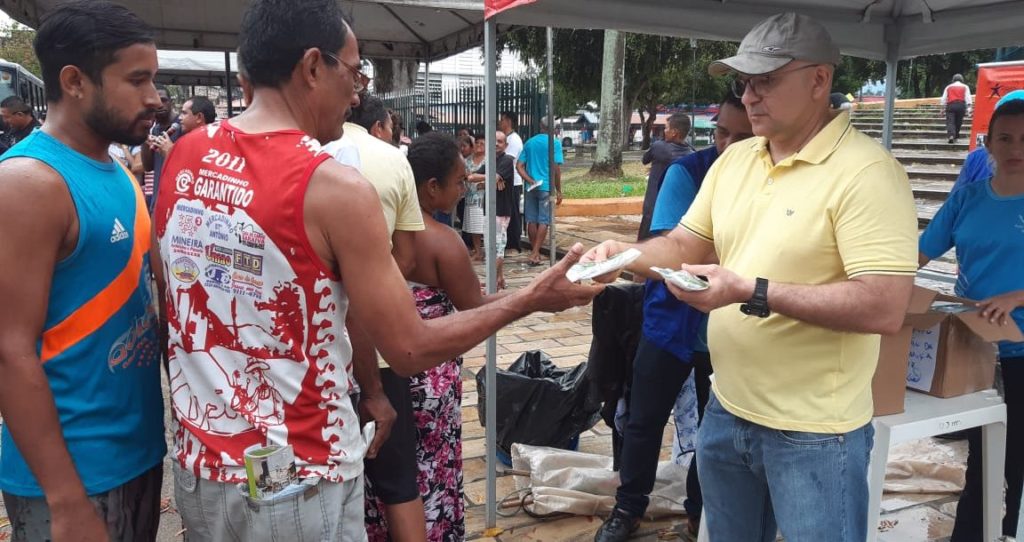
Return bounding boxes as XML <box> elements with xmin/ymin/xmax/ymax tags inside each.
<box><xmin>84</xmin><ymin>93</ymin><xmax>154</xmax><ymax>146</ymax></box>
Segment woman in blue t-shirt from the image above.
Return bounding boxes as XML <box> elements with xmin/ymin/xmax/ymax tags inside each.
<box><xmin>918</xmin><ymin>91</ymin><xmax>1024</xmax><ymax>541</ymax></box>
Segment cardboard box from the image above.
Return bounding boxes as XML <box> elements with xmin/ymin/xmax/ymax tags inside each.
<box><xmin>873</xmin><ymin>325</ymin><xmax>913</xmax><ymax>416</ymax></box>
<box><xmin>873</xmin><ymin>286</ymin><xmax>1024</xmax><ymax>415</ymax></box>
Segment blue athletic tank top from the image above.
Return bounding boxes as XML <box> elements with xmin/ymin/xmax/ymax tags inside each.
<box><xmin>0</xmin><ymin>130</ymin><xmax>165</xmax><ymax>497</ymax></box>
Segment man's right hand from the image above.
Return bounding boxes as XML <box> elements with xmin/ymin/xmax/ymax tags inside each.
<box><xmin>579</xmin><ymin>240</ymin><xmax>629</xmax><ymax>283</ymax></box>
<box><xmin>523</xmin><ymin>243</ymin><xmax>605</xmax><ymax>312</ymax></box>
<box><xmin>358</xmin><ymin>392</ymin><xmax>396</xmax><ymax>460</ymax></box>
<box><xmin>50</xmin><ymin>497</ymin><xmax>107</xmax><ymax>542</ymax></box>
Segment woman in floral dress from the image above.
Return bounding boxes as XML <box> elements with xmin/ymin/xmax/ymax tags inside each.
<box><xmin>365</xmin><ymin>132</ymin><xmax>511</xmax><ymax>541</ymax></box>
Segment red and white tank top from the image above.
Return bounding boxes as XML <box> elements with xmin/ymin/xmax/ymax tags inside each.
<box><xmin>946</xmin><ymin>84</ymin><xmax>968</xmax><ymax>103</ymax></box>
<box><xmin>154</xmin><ymin>121</ymin><xmax>364</xmax><ymax>483</ymax></box>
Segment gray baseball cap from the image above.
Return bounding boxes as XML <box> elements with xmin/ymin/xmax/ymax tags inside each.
<box><xmin>709</xmin><ymin>13</ymin><xmax>840</xmax><ymax>77</ymax></box>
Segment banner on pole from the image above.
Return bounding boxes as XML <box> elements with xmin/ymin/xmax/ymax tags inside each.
<box><xmin>484</xmin><ymin>0</ymin><xmax>538</xmax><ymax>19</ymax></box>
<box><xmin>970</xmin><ymin>61</ymin><xmax>1024</xmax><ymax>151</ymax></box>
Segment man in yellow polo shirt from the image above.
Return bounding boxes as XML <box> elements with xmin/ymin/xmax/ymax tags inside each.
<box><xmin>582</xmin><ymin>13</ymin><xmax>918</xmax><ymax>541</ymax></box>
<box><xmin>324</xmin><ymin>93</ymin><xmax>429</xmax><ymax>540</ymax></box>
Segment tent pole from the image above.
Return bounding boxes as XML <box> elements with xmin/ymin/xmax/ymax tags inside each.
<box><xmin>483</xmin><ymin>16</ymin><xmax>499</xmax><ymax>530</ymax></box>
<box><xmin>225</xmin><ymin>51</ymin><xmax>234</xmax><ymax>118</ymax></box>
<box><xmin>423</xmin><ymin>60</ymin><xmax>431</xmax><ymax>128</ymax></box>
<box><xmin>547</xmin><ymin>27</ymin><xmax>556</xmax><ymax>266</ymax></box>
<box><xmin>690</xmin><ymin>39</ymin><xmax>697</xmax><ymax>145</ymax></box>
<box><xmin>882</xmin><ymin>45</ymin><xmax>899</xmax><ymax>150</ymax></box>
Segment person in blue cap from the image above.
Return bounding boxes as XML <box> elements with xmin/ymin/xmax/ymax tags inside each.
<box><xmin>919</xmin><ymin>88</ymin><xmax>1024</xmax><ymax>541</ymax></box>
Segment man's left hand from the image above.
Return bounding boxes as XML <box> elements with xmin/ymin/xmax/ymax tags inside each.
<box><xmin>150</xmin><ymin>134</ymin><xmax>174</xmax><ymax>156</ymax></box>
<box><xmin>555</xmin><ymin>190</ymin><xmax>563</xmax><ymax>205</ymax></box>
<box><xmin>664</xmin><ymin>263</ymin><xmax>754</xmax><ymax>313</ymax></box>
<box><xmin>357</xmin><ymin>392</ymin><xmax>396</xmax><ymax>459</ymax></box>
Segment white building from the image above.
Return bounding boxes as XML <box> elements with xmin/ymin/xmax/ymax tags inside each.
<box><xmin>415</xmin><ymin>47</ymin><xmax>531</xmax><ymax>94</ymax></box>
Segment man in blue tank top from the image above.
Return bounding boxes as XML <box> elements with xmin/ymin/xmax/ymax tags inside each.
<box><xmin>0</xmin><ymin>2</ymin><xmax>165</xmax><ymax>541</ymax></box>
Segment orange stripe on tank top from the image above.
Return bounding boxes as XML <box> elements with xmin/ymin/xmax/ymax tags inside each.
<box><xmin>40</xmin><ymin>164</ymin><xmax>151</xmax><ymax>363</ymax></box>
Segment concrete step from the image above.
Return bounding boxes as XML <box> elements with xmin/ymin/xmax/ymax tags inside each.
<box><xmin>559</xmin><ymin>197</ymin><xmax>642</xmax><ymax>217</ymax></box>
<box><xmin>854</xmin><ymin>114</ymin><xmax>971</xmax><ymax>120</ymax></box>
<box><xmin>862</xmin><ymin>129</ymin><xmax>951</xmax><ymax>139</ymax></box>
<box><xmin>905</xmin><ymin>166</ymin><xmax>958</xmax><ymax>182</ymax></box>
<box><xmin>888</xmin><ymin>141</ymin><xmax>969</xmax><ymax>152</ymax></box>
<box><xmin>854</xmin><ymin>110</ymin><xmax>971</xmax><ymax>116</ymax></box>
<box><xmin>853</xmin><ymin>116</ymin><xmax>966</xmax><ymax>125</ymax></box>
<box><xmin>896</xmin><ymin>159</ymin><xmax>965</xmax><ymax>172</ymax></box>
<box><xmin>854</xmin><ymin>110</ymin><xmax>960</xmax><ymax>117</ymax></box>
<box><xmin>851</xmin><ymin>112</ymin><xmax>954</xmax><ymax>117</ymax></box>
<box><xmin>917</xmin><ymin>198</ymin><xmax>942</xmax><ymax>227</ymax></box>
<box><xmin>892</xmin><ymin>151</ymin><xmax>968</xmax><ymax>167</ymax></box>
<box><xmin>900</xmin><ymin>160</ymin><xmax>964</xmax><ymax>174</ymax></box>
<box><xmin>910</xmin><ymin>178</ymin><xmax>954</xmax><ymax>190</ymax></box>
<box><xmin>910</xmin><ymin>179</ymin><xmax>954</xmax><ymax>200</ymax></box>
<box><xmin>914</xmin><ymin>186</ymin><xmax>953</xmax><ymax>200</ymax></box>
<box><xmin>854</xmin><ymin>118</ymin><xmax>972</xmax><ymax>124</ymax></box>
<box><xmin>853</xmin><ymin>122</ymin><xmax>947</xmax><ymax>131</ymax></box>
<box><xmin>892</xmin><ymin>153</ymin><xmax>962</xmax><ymax>172</ymax></box>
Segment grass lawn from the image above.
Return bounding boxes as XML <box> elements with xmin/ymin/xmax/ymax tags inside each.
<box><xmin>561</xmin><ymin>160</ymin><xmax>648</xmax><ymax>199</ymax></box>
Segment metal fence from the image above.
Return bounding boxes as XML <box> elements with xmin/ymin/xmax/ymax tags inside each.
<box><xmin>381</xmin><ymin>76</ymin><xmax>546</xmax><ymax>139</ymax></box>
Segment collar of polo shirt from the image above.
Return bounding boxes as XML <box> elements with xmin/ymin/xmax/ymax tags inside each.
<box><xmin>750</xmin><ymin>110</ymin><xmax>854</xmax><ymax>168</ymax></box>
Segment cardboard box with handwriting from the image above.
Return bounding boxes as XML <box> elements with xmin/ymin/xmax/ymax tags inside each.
<box><xmin>872</xmin><ymin>286</ymin><xmax>1024</xmax><ymax>415</ymax></box>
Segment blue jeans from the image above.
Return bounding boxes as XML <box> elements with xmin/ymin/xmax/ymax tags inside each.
<box><xmin>696</xmin><ymin>392</ymin><xmax>874</xmax><ymax>542</ymax></box>
<box><xmin>523</xmin><ymin>189</ymin><xmax>551</xmax><ymax>225</ymax></box>
<box><xmin>615</xmin><ymin>338</ymin><xmax>711</xmax><ymax>519</ymax></box>
<box><xmin>172</xmin><ymin>462</ymin><xmax>367</xmax><ymax>541</ymax></box>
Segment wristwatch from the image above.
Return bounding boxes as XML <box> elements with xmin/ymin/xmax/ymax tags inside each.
<box><xmin>740</xmin><ymin>277</ymin><xmax>771</xmax><ymax>318</ymax></box>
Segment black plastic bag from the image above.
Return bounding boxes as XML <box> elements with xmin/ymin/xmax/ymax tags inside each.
<box><xmin>476</xmin><ymin>350</ymin><xmax>602</xmax><ymax>455</ymax></box>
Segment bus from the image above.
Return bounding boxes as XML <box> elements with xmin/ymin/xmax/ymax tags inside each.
<box><xmin>0</xmin><ymin>59</ymin><xmax>46</xmax><ymax>118</ymax></box>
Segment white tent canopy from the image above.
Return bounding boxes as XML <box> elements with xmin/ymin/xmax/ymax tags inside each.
<box><xmin>155</xmin><ymin>50</ymin><xmax>238</xmax><ymax>87</ymax></box>
<box><xmin>487</xmin><ymin>0</ymin><xmax>1024</xmax><ymax>60</ymax></box>
<box><xmin>0</xmin><ymin>0</ymin><xmax>488</xmax><ymax>61</ymax></box>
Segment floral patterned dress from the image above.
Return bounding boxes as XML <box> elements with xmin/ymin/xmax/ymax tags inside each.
<box><xmin>365</xmin><ymin>284</ymin><xmax>465</xmax><ymax>541</ymax></box>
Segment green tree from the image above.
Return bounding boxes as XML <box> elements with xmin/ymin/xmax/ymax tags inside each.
<box><xmin>626</xmin><ymin>36</ymin><xmax>735</xmax><ymax>149</ymax></box>
<box><xmin>832</xmin><ymin>56</ymin><xmax>886</xmax><ymax>96</ymax></box>
<box><xmin>0</xmin><ymin>22</ymin><xmax>40</xmax><ymax>78</ymax></box>
<box><xmin>499</xmin><ymin>27</ymin><xmax>604</xmax><ymax>116</ymax></box>
<box><xmin>897</xmin><ymin>50</ymin><xmax>996</xmax><ymax>98</ymax></box>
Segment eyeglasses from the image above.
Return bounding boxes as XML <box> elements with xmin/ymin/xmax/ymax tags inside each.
<box><xmin>730</xmin><ymin>64</ymin><xmax>821</xmax><ymax>99</ymax></box>
<box><xmin>322</xmin><ymin>50</ymin><xmax>370</xmax><ymax>93</ymax></box>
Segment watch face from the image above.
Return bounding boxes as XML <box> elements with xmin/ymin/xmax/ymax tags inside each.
<box><xmin>741</xmin><ymin>303</ymin><xmax>770</xmax><ymax>317</ymax></box>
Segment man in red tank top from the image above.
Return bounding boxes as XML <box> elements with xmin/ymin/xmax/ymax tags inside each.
<box><xmin>151</xmin><ymin>1</ymin><xmax>603</xmax><ymax>540</ymax></box>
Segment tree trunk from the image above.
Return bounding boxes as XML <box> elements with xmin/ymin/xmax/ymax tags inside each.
<box><xmin>637</xmin><ymin>109</ymin><xmax>650</xmax><ymax>150</ymax></box>
<box><xmin>641</xmin><ymin>98</ymin><xmax>658</xmax><ymax>150</ymax></box>
<box><xmin>590</xmin><ymin>29</ymin><xmax>626</xmax><ymax>177</ymax></box>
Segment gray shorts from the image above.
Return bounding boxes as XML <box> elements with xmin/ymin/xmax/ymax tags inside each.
<box><xmin>172</xmin><ymin>462</ymin><xmax>367</xmax><ymax>542</ymax></box>
<box><xmin>2</xmin><ymin>463</ymin><xmax>163</xmax><ymax>542</ymax></box>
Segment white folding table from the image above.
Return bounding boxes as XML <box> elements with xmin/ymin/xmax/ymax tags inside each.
<box><xmin>867</xmin><ymin>389</ymin><xmax>1006</xmax><ymax>542</ymax></box>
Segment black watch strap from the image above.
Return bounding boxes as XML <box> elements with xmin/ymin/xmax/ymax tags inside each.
<box><xmin>740</xmin><ymin>277</ymin><xmax>771</xmax><ymax>318</ymax></box>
